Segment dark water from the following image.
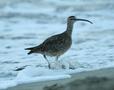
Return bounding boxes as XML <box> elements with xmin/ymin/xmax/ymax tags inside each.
<box><xmin>44</xmin><ymin>77</ymin><xmax>114</xmax><ymax>90</ymax></box>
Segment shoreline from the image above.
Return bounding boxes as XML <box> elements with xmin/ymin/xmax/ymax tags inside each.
<box><xmin>5</xmin><ymin>67</ymin><xmax>114</xmax><ymax>90</ymax></box>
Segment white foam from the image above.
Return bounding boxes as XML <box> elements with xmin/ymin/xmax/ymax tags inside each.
<box><xmin>0</xmin><ymin>66</ymin><xmax>71</xmax><ymax>89</ymax></box>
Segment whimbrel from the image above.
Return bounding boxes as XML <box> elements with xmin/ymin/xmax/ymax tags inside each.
<box><xmin>25</xmin><ymin>16</ymin><xmax>92</xmax><ymax>68</ymax></box>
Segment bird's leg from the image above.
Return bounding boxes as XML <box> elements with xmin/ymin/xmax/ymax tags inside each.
<box><xmin>43</xmin><ymin>55</ymin><xmax>51</xmax><ymax>69</ymax></box>
<box><xmin>55</xmin><ymin>56</ymin><xmax>60</xmax><ymax>64</ymax></box>
<box><xmin>55</xmin><ymin>56</ymin><xmax>59</xmax><ymax>61</ymax></box>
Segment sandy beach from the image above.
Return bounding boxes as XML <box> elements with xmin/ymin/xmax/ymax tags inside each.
<box><xmin>5</xmin><ymin>67</ymin><xmax>114</xmax><ymax>90</ymax></box>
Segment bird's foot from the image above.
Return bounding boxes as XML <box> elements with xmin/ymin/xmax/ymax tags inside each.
<box><xmin>49</xmin><ymin>61</ymin><xmax>63</xmax><ymax>69</ymax></box>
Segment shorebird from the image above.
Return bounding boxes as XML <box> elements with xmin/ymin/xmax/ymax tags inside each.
<box><xmin>25</xmin><ymin>16</ymin><xmax>92</xmax><ymax>68</ymax></box>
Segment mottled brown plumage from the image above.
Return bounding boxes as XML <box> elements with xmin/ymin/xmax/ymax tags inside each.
<box><xmin>25</xmin><ymin>16</ymin><xmax>92</xmax><ymax>68</ymax></box>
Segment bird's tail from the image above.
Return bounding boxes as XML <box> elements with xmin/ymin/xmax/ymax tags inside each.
<box><xmin>25</xmin><ymin>47</ymin><xmax>33</xmax><ymax>55</ymax></box>
<box><xmin>25</xmin><ymin>47</ymin><xmax>38</xmax><ymax>55</ymax></box>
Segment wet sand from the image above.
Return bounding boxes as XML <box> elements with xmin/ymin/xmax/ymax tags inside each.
<box><xmin>6</xmin><ymin>67</ymin><xmax>114</xmax><ymax>90</ymax></box>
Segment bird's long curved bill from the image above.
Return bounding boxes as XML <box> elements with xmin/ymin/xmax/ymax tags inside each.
<box><xmin>76</xmin><ymin>19</ymin><xmax>93</xmax><ymax>24</ymax></box>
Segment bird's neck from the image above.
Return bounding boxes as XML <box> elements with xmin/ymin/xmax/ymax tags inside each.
<box><xmin>66</xmin><ymin>21</ymin><xmax>74</xmax><ymax>36</ymax></box>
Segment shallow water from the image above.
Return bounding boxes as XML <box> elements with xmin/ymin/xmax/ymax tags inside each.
<box><xmin>0</xmin><ymin>0</ymin><xmax>114</xmax><ymax>89</ymax></box>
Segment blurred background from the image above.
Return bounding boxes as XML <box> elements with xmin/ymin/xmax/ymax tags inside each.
<box><xmin>0</xmin><ymin>0</ymin><xmax>114</xmax><ymax>84</ymax></box>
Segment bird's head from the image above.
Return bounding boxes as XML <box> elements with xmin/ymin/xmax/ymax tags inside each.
<box><xmin>68</xmin><ymin>16</ymin><xmax>93</xmax><ymax>24</ymax></box>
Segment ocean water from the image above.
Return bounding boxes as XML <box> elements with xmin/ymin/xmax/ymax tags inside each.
<box><xmin>0</xmin><ymin>0</ymin><xmax>114</xmax><ymax>89</ymax></box>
